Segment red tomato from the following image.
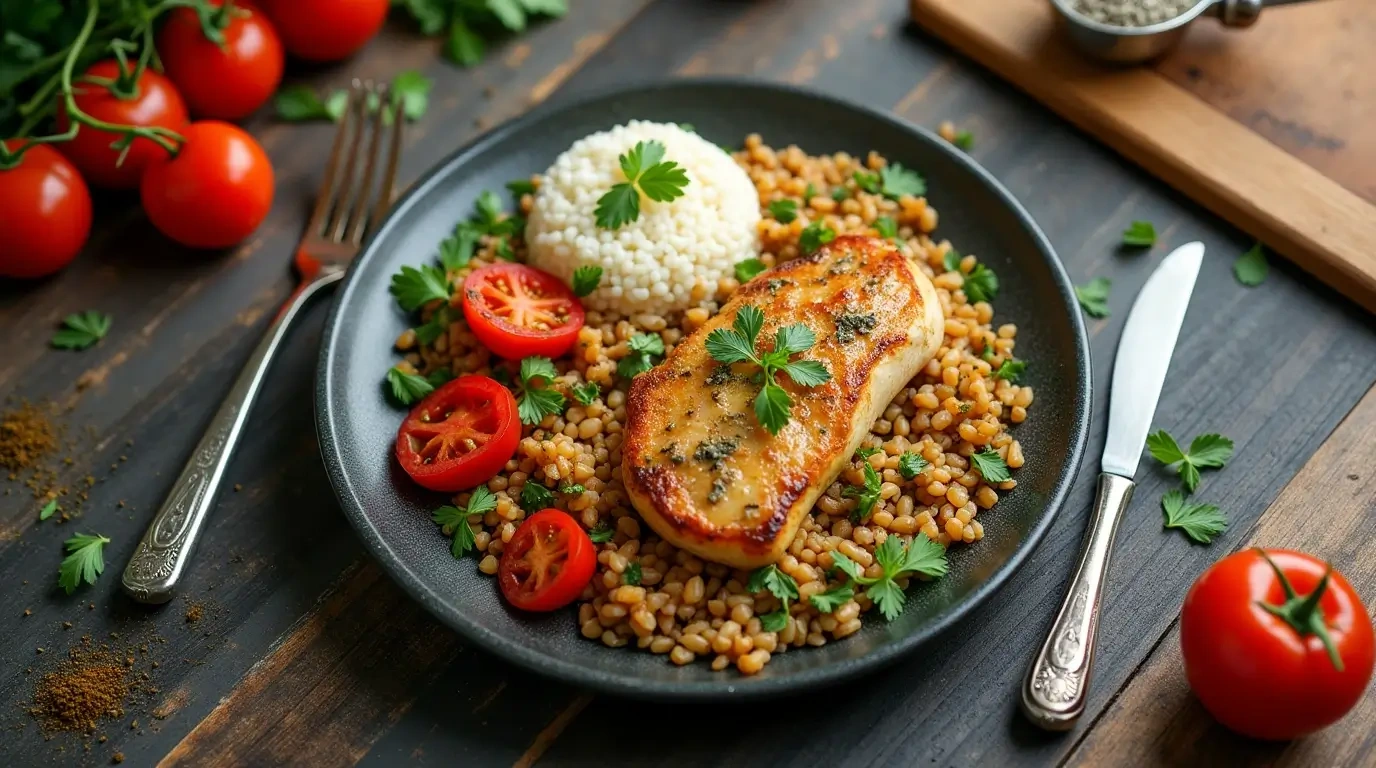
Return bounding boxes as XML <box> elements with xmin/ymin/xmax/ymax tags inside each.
<box><xmin>0</xmin><ymin>142</ymin><xmax>93</xmax><ymax>279</ymax></box>
<box><xmin>259</xmin><ymin>0</ymin><xmax>388</xmax><ymax>62</ymax></box>
<box><xmin>461</xmin><ymin>264</ymin><xmax>586</xmax><ymax>360</ymax></box>
<box><xmin>139</xmin><ymin>121</ymin><xmax>274</xmax><ymax>249</ymax></box>
<box><xmin>157</xmin><ymin>0</ymin><xmax>284</xmax><ymax>120</ymax></box>
<box><xmin>498</xmin><ymin>509</ymin><xmax>597</xmax><ymax>612</ymax></box>
<box><xmin>56</xmin><ymin>59</ymin><xmax>189</xmax><ymax>189</ymax></box>
<box><xmin>1181</xmin><ymin>548</ymin><xmax>1374</xmax><ymax>740</ymax></box>
<box><xmin>395</xmin><ymin>375</ymin><xmax>521</xmax><ymax>493</ymax></box>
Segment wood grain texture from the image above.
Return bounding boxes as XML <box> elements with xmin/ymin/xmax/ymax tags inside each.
<box><xmin>1067</xmin><ymin>385</ymin><xmax>1376</xmax><ymax>768</ymax></box>
<box><xmin>908</xmin><ymin>0</ymin><xmax>1376</xmax><ymax>313</ymax></box>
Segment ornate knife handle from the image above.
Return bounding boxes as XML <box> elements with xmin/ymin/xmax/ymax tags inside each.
<box><xmin>1020</xmin><ymin>472</ymin><xmax>1135</xmax><ymax>730</ymax></box>
<box><xmin>121</xmin><ymin>272</ymin><xmax>343</xmax><ymax>604</ymax></box>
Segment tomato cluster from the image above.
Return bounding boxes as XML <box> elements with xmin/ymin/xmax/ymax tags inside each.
<box><xmin>1</xmin><ymin>0</ymin><xmax>390</xmax><ymax>280</ymax></box>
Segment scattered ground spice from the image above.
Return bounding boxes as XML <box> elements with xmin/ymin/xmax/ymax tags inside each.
<box><xmin>28</xmin><ymin>652</ymin><xmax>129</xmax><ymax>733</ymax></box>
<box><xmin>112</xmin><ymin>752</ymin><xmax>124</xmax><ymax>764</ymax></box>
<box><xmin>183</xmin><ymin>604</ymin><xmax>204</xmax><ymax>623</ymax></box>
<box><xmin>0</xmin><ymin>403</ymin><xmax>57</xmax><ymax>471</ymax></box>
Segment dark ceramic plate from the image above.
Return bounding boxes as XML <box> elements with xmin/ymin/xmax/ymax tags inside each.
<box><xmin>316</xmin><ymin>79</ymin><xmax>1091</xmax><ymax>699</ymax></box>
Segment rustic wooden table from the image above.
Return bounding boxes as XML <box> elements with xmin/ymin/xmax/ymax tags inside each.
<box><xmin>3</xmin><ymin>2</ymin><xmax>1374</xmax><ymax>766</ymax></box>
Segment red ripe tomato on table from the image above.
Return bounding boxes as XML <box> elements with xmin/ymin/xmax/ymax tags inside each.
<box><xmin>259</xmin><ymin>0</ymin><xmax>389</xmax><ymax>62</ymax></box>
<box><xmin>394</xmin><ymin>375</ymin><xmax>522</xmax><ymax>493</ymax></box>
<box><xmin>56</xmin><ymin>59</ymin><xmax>189</xmax><ymax>189</ymax></box>
<box><xmin>157</xmin><ymin>0</ymin><xmax>285</xmax><ymax>120</ymax></box>
<box><xmin>139</xmin><ymin>121</ymin><xmax>274</xmax><ymax>249</ymax></box>
<box><xmin>1181</xmin><ymin>548</ymin><xmax>1375</xmax><ymax>740</ymax></box>
<box><xmin>0</xmin><ymin>142</ymin><xmax>93</xmax><ymax>279</ymax></box>
<box><xmin>499</xmin><ymin>509</ymin><xmax>597</xmax><ymax>612</ymax></box>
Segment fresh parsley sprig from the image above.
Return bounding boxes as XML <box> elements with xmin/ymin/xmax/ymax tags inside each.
<box><xmin>831</xmin><ymin>535</ymin><xmax>947</xmax><ymax>620</ymax></box>
<box><xmin>898</xmin><ymin>452</ymin><xmax>929</xmax><ymax>480</ymax></box>
<box><xmin>1161</xmin><ymin>489</ymin><xmax>1227</xmax><ymax>544</ymax></box>
<box><xmin>873</xmin><ymin>216</ymin><xmax>898</xmax><ymax>240</ymax></box>
<box><xmin>433</xmin><ymin>487</ymin><xmax>498</xmax><ymax>559</ymax></box>
<box><xmin>515</xmin><ymin>356</ymin><xmax>566</xmax><ymax>425</ymax></box>
<box><xmin>588</xmin><ymin>523</ymin><xmax>615</xmax><ymax>543</ymax></box>
<box><xmin>880</xmin><ymin>163</ymin><xmax>926</xmax><ymax>199</ymax></box>
<box><xmin>767</xmin><ymin>199</ymin><xmax>798</xmax><ymax>223</ymax></box>
<box><xmin>843</xmin><ymin>463</ymin><xmax>882</xmax><ymax>522</ymax></box>
<box><xmin>519</xmin><ymin>481</ymin><xmax>556</xmax><ymax>512</ymax></box>
<box><xmin>390</xmin><ymin>265</ymin><xmax>451</xmax><ymax>311</ymax></box>
<box><xmin>571</xmin><ymin>381</ymin><xmax>601</xmax><ymax>406</ymax></box>
<box><xmin>962</xmin><ymin>263</ymin><xmax>999</xmax><ymax>303</ymax></box>
<box><xmin>747</xmin><ymin>564</ymin><xmax>800</xmax><ymax>632</ymax></box>
<box><xmin>735</xmin><ymin>258</ymin><xmax>767</xmax><ymax>283</ymax></box>
<box><xmin>1121</xmin><ymin>220</ymin><xmax>1156</xmax><ymax>247</ymax></box>
<box><xmin>594</xmin><ymin>140</ymin><xmax>690</xmax><ymax>229</ymax></box>
<box><xmin>703</xmin><ymin>305</ymin><xmax>831</xmax><ymax>435</ymax></box>
<box><xmin>971</xmin><ymin>448</ymin><xmax>1011</xmax><ymax>483</ymax></box>
<box><xmin>954</xmin><ymin>130</ymin><xmax>974</xmax><ymax>151</ymax></box>
<box><xmin>571</xmin><ymin>265</ymin><xmax>602</xmax><ymax>297</ymax></box>
<box><xmin>994</xmin><ymin>359</ymin><xmax>1026</xmax><ymax>383</ymax></box>
<box><xmin>1147</xmin><ymin>430</ymin><xmax>1233</xmax><ymax>493</ymax></box>
<box><xmin>622</xmin><ymin>561</ymin><xmax>643</xmax><ymax>586</ymax></box>
<box><xmin>809</xmin><ymin>583</ymin><xmax>855</xmax><ymax>613</ymax></box>
<box><xmin>58</xmin><ymin>533</ymin><xmax>110</xmax><ymax>594</ymax></box>
<box><xmin>617</xmin><ymin>333</ymin><xmax>664</xmax><ymax>379</ymax></box>
<box><xmin>799</xmin><ymin>221</ymin><xmax>835</xmax><ymax>254</ymax></box>
<box><xmin>386</xmin><ymin>366</ymin><xmax>434</xmax><ymax>406</ymax></box>
<box><xmin>51</xmin><ymin>311</ymin><xmax>112</xmax><ymax>350</ymax></box>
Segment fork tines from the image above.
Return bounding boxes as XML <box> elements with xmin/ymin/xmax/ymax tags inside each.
<box><xmin>306</xmin><ymin>80</ymin><xmax>404</xmax><ymax>247</ymax></box>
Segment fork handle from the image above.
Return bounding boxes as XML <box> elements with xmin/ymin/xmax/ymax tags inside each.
<box><xmin>1020</xmin><ymin>472</ymin><xmax>1135</xmax><ymax>730</ymax></box>
<box><xmin>121</xmin><ymin>270</ymin><xmax>345</xmax><ymax>604</ymax></box>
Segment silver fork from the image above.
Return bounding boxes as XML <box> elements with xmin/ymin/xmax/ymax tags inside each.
<box><xmin>122</xmin><ymin>81</ymin><xmax>404</xmax><ymax>604</ymax></box>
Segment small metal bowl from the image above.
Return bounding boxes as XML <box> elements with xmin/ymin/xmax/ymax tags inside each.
<box><xmin>1050</xmin><ymin>0</ymin><xmax>1264</xmax><ymax>64</ymax></box>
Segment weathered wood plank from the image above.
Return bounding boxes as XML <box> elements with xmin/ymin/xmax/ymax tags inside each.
<box><xmin>1066</xmin><ymin>385</ymin><xmax>1376</xmax><ymax>768</ymax></box>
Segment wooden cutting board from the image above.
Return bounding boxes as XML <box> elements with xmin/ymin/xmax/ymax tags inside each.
<box><xmin>910</xmin><ymin>0</ymin><xmax>1376</xmax><ymax>312</ymax></box>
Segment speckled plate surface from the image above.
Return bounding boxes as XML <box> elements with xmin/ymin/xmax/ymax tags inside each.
<box><xmin>315</xmin><ymin>78</ymin><xmax>1091</xmax><ymax>699</ymax></box>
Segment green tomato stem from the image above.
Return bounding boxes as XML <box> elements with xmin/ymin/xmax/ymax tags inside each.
<box><xmin>1254</xmin><ymin>548</ymin><xmax>1345</xmax><ymax>672</ymax></box>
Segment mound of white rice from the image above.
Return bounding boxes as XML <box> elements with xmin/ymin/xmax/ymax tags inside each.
<box><xmin>526</xmin><ymin>120</ymin><xmax>761</xmax><ymax>316</ymax></box>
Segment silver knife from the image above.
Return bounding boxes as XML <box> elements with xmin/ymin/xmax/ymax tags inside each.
<box><xmin>1019</xmin><ymin>241</ymin><xmax>1204</xmax><ymax>731</ymax></box>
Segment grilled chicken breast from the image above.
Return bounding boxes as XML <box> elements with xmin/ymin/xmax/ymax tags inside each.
<box><xmin>622</xmin><ymin>235</ymin><xmax>945</xmax><ymax>568</ymax></box>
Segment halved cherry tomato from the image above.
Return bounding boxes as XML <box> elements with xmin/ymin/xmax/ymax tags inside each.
<box><xmin>140</xmin><ymin>121</ymin><xmax>274</xmax><ymax>249</ymax></box>
<box><xmin>498</xmin><ymin>509</ymin><xmax>596</xmax><ymax>612</ymax></box>
<box><xmin>1181</xmin><ymin>548</ymin><xmax>1374</xmax><ymax>740</ymax></box>
<box><xmin>56</xmin><ymin>59</ymin><xmax>189</xmax><ymax>189</ymax></box>
<box><xmin>158</xmin><ymin>0</ymin><xmax>285</xmax><ymax>120</ymax></box>
<box><xmin>258</xmin><ymin>0</ymin><xmax>388</xmax><ymax>62</ymax></box>
<box><xmin>395</xmin><ymin>375</ymin><xmax>521</xmax><ymax>493</ymax></box>
<box><xmin>461</xmin><ymin>263</ymin><xmax>585</xmax><ymax>360</ymax></box>
<box><xmin>0</xmin><ymin>141</ymin><xmax>93</xmax><ymax>279</ymax></box>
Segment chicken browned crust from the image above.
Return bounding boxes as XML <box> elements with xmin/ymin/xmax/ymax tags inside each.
<box><xmin>622</xmin><ymin>235</ymin><xmax>945</xmax><ymax>568</ymax></box>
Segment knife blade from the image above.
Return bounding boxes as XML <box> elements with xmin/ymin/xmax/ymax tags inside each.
<box><xmin>1101</xmin><ymin>241</ymin><xmax>1205</xmax><ymax>478</ymax></box>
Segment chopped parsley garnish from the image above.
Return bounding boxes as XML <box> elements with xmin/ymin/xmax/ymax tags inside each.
<box><xmin>622</xmin><ymin>561</ymin><xmax>643</xmax><ymax>586</ymax></box>
<box><xmin>736</xmin><ymin>258</ymin><xmax>767</xmax><ymax>283</ymax></box>
<box><xmin>559</xmin><ymin>483</ymin><xmax>585</xmax><ymax>495</ymax></box>
<box><xmin>1234</xmin><ymin>243</ymin><xmax>1269</xmax><ymax>287</ymax></box>
<box><xmin>386</xmin><ymin>366</ymin><xmax>434</xmax><ymax>406</ymax></box>
<box><xmin>803</xmin><ymin>182</ymin><xmax>818</xmax><ymax>200</ymax></box>
<box><xmin>1147</xmin><ymin>431</ymin><xmax>1233</xmax><ymax>493</ymax></box>
<box><xmin>571</xmin><ymin>381</ymin><xmax>601</xmax><ymax>406</ymax></box>
<box><xmin>994</xmin><ymin>359</ymin><xmax>1026</xmax><ymax>383</ymax></box>
<box><xmin>414</xmin><ymin>307</ymin><xmax>453</xmax><ymax>346</ymax></box>
<box><xmin>808</xmin><ymin>583</ymin><xmax>855</xmax><ymax>613</ymax></box>
<box><xmin>830</xmin><ymin>187</ymin><xmax>848</xmax><ymax>202</ymax></box>
<box><xmin>843</xmin><ymin>462</ymin><xmax>882</xmax><ymax>521</ymax></box>
<box><xmin>703</xmin><ymin>305</ymin><xmax>832</xmax><ymax>435</ymax></box>
<box><xmin>854</xmin><ymin>446</ymin><xmax>882</xmax><ymax>460</ymax></box>
<box><xmin>831</xmin><ymin>534</ymin><xmax>947</xmax><ymax>620</ymax></box>
<box><xmin>971</xmin><ymin>448</ymin><xmax>1011</xmax><ymax>483</ymax></box>
<box><xmin>799</xmin><ymin>221</ymin><xmax>836</xmax><ymax>254</ymax></box>
<box><xmin>58</xmin><ymin>533</ymin><xmax>110</xmax><ymax>594</ymax></box>
<box><xmin>588</xmin><ymin>524</ymin><xmax>615</xmax><ymax>543</ymax></box>
<box><xmin>571</xmin><ymin>265</ymin><xmax>603</xmax><ymax>297</ymax></box>
<box><xmin>438</xmin><ymin>227</ymin><xmax>480</xmax><ymax>271</ymax></box>
<box><xmin>962</xmin><ymin>263</ymin><xmax>999</xmax><ymax>303</ymax></box>
<box><xmin>1161</xmin><ymin>489</ymin><xmax>1227</xmax><ymax>544</ymax></box>
<box><xmin>520</xmin><ymin>481</ymin><xmax>557</xmax><ymax>512</ymax></box>
<box><xmin>594</xmin><ymin>140</ymin><xmax>689</xmax><ymax>229</ymax></box>
<box><xmin>898</xmin><ymin>452</ymin><xmax>929</xmax><ymax>480</ymax></box>
<box><xmin>748</xmin><ymin>564</ymin><xmax>799</xmax><ymax>632</ymax></box>
<box><xmin>1122</xmin><ymin>220</ymin><xmax>1156</xmax><ymax>247</ymax></box>
<box><xmin>427</xmin><ymin>368</ymin><xmax>454</xmax><ymax>387</ymax></box>
<box><xmin>834</xmin><ymin>312</ymin><xmax>877</xmax><ymax>344</ymax></box>
<box><xmin>981</xmin><ymin>345</ymin><xmax>995</xmax><ymax>362</ymax></box>
<box><xmin>954</xmin><ymin>130</ymin><xmax>974</xmax><ymax>151</ymax></box>
<box><xmin>873</xmin><ymin>216</ymin><xmax>898</xmax><ymax>240</ymax></box>
<box><xmin>942</xmin><ymin>249</ymin><xmax>962</xmax><ymax>273</ymax></box>
<box><xmin>1075</xmin><ymin>277</ymin><xmax>1111</xmax><ymax>318</ymax></box>
<box><xmin>39</xmin><ymin>499</ymin><xmax>58</xmax><ymax>521</ymax></box>
<box><xmin>767</xmin><ymin>199</ymin><xmax>798</xmax><ymax>223</ymax></box>
<box><xmin>506</xmin><ymin>178</ymin><xmax>536</xmax><ymax>198</ymax></box>
<box><xmin>853</xmin><ymin>170</ymin><xmax>882</xmax><ymax>194</ymax></box>
<box><xmin>880</xmin><ymin>163</ymin><xmax>926</xmax><ymax>199</ymax></box>
<box><xmin>617</xmin><ymin>332</ymin><xmax>665</xmax><ymax>379</ymax></box>
<box><xmin>51</xmin><ymin>311</ymin><xmax>112</xmax><ymax>350</ymax></box>
<box><xmin>390</xmin><ymin>264</ymin><xmax>451</xmax><ymax>311</ymax></box>
<box><xmin>432</xmin><ymin>486</ymin><xmax>497</xmax><ymax>559</ymax></box>
<box><xmin>515</xmin><ymin>356</ymin><xmax>566</xmax><ymax>425</ymax></box>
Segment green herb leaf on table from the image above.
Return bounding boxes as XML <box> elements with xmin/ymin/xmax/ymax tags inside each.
<box><xmin>735</xmin><ymin>258</ymin><xmax>767</xmax><ymax>283</ymax></box>
<box><xmin>1146</xmin><ymin>430</ymin><xmax>1233</xmax><ymax>493</ymax></box>
<box><xmin>1161</xmin><ymin>489</ymin><xmax>1227</xmax><ymax>544</ymax></box>
<box><xmin>704</xmin><ymin>306</ymin><xmax>831</xmax><ymax>435</ymax></box>
<box><xmin>571</xmin><ymin>381</ymin><xmax>601</xmax><ymax>406</ymax></box>
<box><xmin>1234</xmin><ymin>243</ymin><xmax>1269</xmax><ymax>287</ymax></box>
<box><xmin>830</xmin><ymin>535</ymin><xmax>947</xmax><ymax>621</ymax></box>
<box><xmin>595</xmin><ymin>140</ymin><xmax>689</xmax><ymax>229</ymax></box>
<box><xmin>39</xmin><ymin>499</ymin><xmax>58</xmax><ymax>521</ymax></box>
<box><xmin>954</xmin><ymin>130</ymin><xmax>974</xmax><ymax>151</ymax></box>
<box><xmin>1075</xmin><ymin>277</ymin><xmax>1111</xmax><ymax>318</ymax></box>
<box><xmin>880</xmin><ymin>163</ymin><xmax>926</xmax><ymax>199</ymax></box>
<box><xmin>799</xmin><ymin>221</ymin><xmax>836</xmax><ymax>254</ymax></box>
<box><xmin>520</xmin><ymin>481</ymin><xmax>556</xmax><ymax>513</ymax></box>
<box><xmin>444</xmin><ymin>17</ymin><xmax>485</xmax><ymax>65</ymax></box>
<box><xmin>588</xmin><ymin>524</ymin><xmax>614</xmax><ymax>543</ymax></box>
<box><xmin>898</xmin><ymin>452</ymin><xmax>929</xmax><ymax>480</ymax></box>
<box><xmin>808</xmin><ymin>583</ymin><xmax>855</xmax><ymax>613</ymax></box>
<box><xmin>622</xmin><ymin>561</ymin><xmax>642</xmax><ymax>586</ymax></box>
<box><xmin>390</xmin><ymin>265</ymin><xmax>451</xmax><ymax>312</ymax></box>
<box><xmin>617</xmin><ymin>332</ymin><xmax>665</xmax><ymax>379</ymax></box>
<box><xmin>843</xmin><ymin>463</ymin><xmax>882</xmax><ymax>521</ymax></box>
<box><xmin>962</xmin><ymin>264</ymin><xmax>999</xmax><ymax>303</ymax></box>
<box><xmin>386</xmin><ymin>366</ymin><xmax>434</xmax><ymax>406</ymax></box>
<box><xmin>274</xmin><ymin>86</ymin><xmax>336</xmax><ymax>121</ymax></box>
<box><xmin>942</xmin><ymin>249</ymin><xmax>962</xmax><ymax>274</ymax></box>
<box><xmin>768</xmin><ymin>199</ymin><xmax>798</xmax><ymax>224</ymax></box>
<box><xmin>516</xmin><ymin>356</ymin><xmax>566</xmax><ymax>425</ymax></box>
<box><xmin>873</xmin><ymin>216</ymin><xmax>898</xmax><ymax>240</ymax></box>
<box><xmin>1121</xmin><ymin>220</ymin><xmax>1156</xmax><ymax>247</ymax></box>
<box><xmin>971</xmin><ymin>448</ymin><xmax>1011</xmax><ymax>483</ymax></box>
<box><xmin>58</xmin><ymin>533</ymin><xmax>110</xmax><ymax>595</ymax></box>
<box><xmin>390</xmin><ymin>70</ymin><xmax>432</xmax><ymax>121</ymax></box>
<box><xmin>571</xmin><ymin>265</ymin><xmax>602</xmax><ymax>297</ymax></box>
<box><xmin>994</xmin><ymin>359</ymin><xmax>1025</xmax><ymax>383</ymax></box>
<box><xmin>51</xmin><ymin>311</ymin><xmax>111</xmax><ymax>350</ymax></box>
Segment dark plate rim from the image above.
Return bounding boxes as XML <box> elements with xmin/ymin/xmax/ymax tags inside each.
<box><xmin>315</xmin><ymin>76</ymin><xmax>1092</xmax><ymax>700</ymax></box>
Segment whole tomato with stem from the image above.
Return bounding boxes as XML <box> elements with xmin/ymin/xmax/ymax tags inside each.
<box><xmin>140</xmin><ymin>121</ymin><xmax>274</xmax><ymax>249</ymax></box>
<box><xmin>1181</xmin><ymin>548</ymin><xmax>1374</xmax><ymax>740</ymax></box>
<box><xmin>56</xmin><ymin>58</ymin><xmax>189</xmax><ymax>189</ymax></box>
<box><xmin>259</xmin><ymin>0</ymin><xmax>388</xmax><ymax>62</ymax></box>
<box><xmin>158</xmin><ymin>0</ymin><xmax>285</xmax><ymax>120</ymax></box>
<box><xmin>0</xmin><ymin>141</ymin><xmax>93</xmax><ymax>279</ymax></box>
